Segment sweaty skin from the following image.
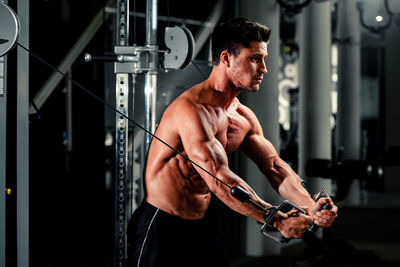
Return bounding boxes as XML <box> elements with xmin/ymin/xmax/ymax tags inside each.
<box><xmin>144</xmin><ymin>41</ymin><xmax>337</xmax><ymax>238</ymax></box>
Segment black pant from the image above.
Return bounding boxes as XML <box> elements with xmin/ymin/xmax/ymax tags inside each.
<box><xmin>126</xmin><ymin>201</ymin><xmax>230</xmax><ymax>267</ymax></box>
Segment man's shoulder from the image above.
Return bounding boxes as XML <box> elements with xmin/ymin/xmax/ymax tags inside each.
<box><xmin>169</xmin><ymin>83</ymin><xmax>212</xmax><ymax>113</ymax></box>
<box><xmin>235</xmin><ymin>99</ymin><xmax>262</xmax><ymax>134</ymax></box>
<box><xmin>235</xmin><ymin>99</ymin><xmax>256</xmax><ymax>119</ymax></box>
<box><xmin>162</xmin><ymin>93</ymin><xmax>206</xmax><ymax>129</ymax></box>
<box><xmin>168</xmin><ymin>92</ymin><xmax>199</xmax><ymax>114</ymax></box>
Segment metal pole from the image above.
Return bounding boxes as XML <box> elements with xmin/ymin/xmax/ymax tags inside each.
<box><xmin>0</xmin><ymin>3</ymin><xmax>7</xmax><ymax>263</ymax></box>
<box><xmin>144</xmin><ymin>0</ymin><xmax>158</xmax><ymax>152</ymax></box>
<box><xmin>238</xmin><ymin>0</ymin><xmax>281</xmax><ymax>256</ymax></box>
<box><xmin>17</xmin><ymin>0</ymin><xmax>30</xmax><ymax>266</ymax></box>
<box><xmin>298</xmin><ymin>1</ymin><xmax>332</xmax><ymax>196</ymax></box>
<box><xmin>336</xmin><ymin>0</ymin><xmax>361</xmax><ymax>204</ymax></box>
<box><xmin>115</xmin><ymin>1</ymin><xmax>130</xmax><ymax>266</ymax></box>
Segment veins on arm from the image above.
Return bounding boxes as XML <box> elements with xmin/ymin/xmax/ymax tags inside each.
<box><xmin>240</xmin><ymin>107</ymin><xmax>313</xmax><ymax>207</ymax></box>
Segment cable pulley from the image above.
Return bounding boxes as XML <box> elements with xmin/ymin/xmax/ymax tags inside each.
<box><xmin>84</xmin><ymin>25</ymin><xmax>195</xmax><ymax>73</ymax></box>
<box><xmin>0</xmin><ymin>2</ymin><xmax>20</xmax><ymax>57</ymax></box>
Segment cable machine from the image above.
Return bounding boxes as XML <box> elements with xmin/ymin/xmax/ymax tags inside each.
<box><xmin>0</xmin><ymin>1</ymin><xmax>332</xmax><ymax>266</ymax></box>
<box><xmin>85</xmin><ymin>1</ymin><xmax>194</xmax><ymax>265</ymax></box>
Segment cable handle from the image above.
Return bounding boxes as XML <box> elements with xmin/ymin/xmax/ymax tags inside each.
<box><xmin>230</xmin><ymin>185</ymin><xmax>309</xmax><ymax>244</ymax></box>
<box><xmin>261</xmin><ymin>200</ymin><xmax>307</xmax><ymax>244</ymax></box>
<box><xmin>230</xmin><ymin>185</ymin><xmax>266</xmax><ymax>211</ymax></box>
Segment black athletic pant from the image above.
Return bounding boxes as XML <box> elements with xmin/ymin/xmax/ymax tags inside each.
<box><xmin>126</xmin><ymin>201</ymin><xmax>230</xmax><ymax>267</ymax></box>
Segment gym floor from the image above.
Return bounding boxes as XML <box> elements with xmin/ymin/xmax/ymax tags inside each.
<box><xmin>231</xmin><ymin>240</ymin><xmax>400</xmax><ymax>267</ymax></box>
<box><xmin>231</xmin><ymin>196</ymin><xmax>400</xmax><ymax>267</ymax></box>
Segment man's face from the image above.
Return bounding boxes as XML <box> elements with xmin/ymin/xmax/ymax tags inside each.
<box><xmin>227</xmin><ymin>41</ymin><xmax>268</xmax><ymax>92</ymax></box>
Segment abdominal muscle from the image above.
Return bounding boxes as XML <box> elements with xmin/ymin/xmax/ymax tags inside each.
<box><xmin>145</xmin><ymin>152</ymin><xmax>213</xmax><ymax>220</ymax></box>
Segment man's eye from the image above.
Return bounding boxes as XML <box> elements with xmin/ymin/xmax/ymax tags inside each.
<box><xmin>251</xmin><ymin>57</ymin><xmax>259</xmax><ymax>62</ymax></box>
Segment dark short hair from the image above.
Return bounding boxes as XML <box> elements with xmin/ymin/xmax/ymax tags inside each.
<box><xmin>211</xmin><ymin>17</ymin><xmax>271</xmax><ymax>65</ymax></box>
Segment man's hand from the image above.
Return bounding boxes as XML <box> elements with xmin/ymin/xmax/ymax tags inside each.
<box><xmin>311</xmin><ymin>197</ymin><xmax>338</xmax><ymax>228</ymax></box>
<box><xmin>274</xmin><ymin>209</ymin><xmax>313</xmax><ymax>239</ymax></box>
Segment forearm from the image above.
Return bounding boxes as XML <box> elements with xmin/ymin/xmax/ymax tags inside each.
<box><xmin>264</xmin><ymin>157</ymin><xmax>315</xmax><ymax>211</ymax></box>
<box><xmin>277</xmin><ymin>176</ymin><xmax>315</xmax><ymax>211</ymax></box>
<box><xmin>212</xmin><ymin>168</ymin><xmax>271</xmax><ymax>224</ymax></box>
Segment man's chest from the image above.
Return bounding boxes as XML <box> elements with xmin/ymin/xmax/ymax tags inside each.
<box><xmin>215</xmin><ymin>110</ymin><xmax>250</xmax><ymax>155</ymax></box>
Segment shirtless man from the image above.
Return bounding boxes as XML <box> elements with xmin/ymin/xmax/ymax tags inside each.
<box><xmin>127</xmin><ymin>17</ymin><xmax>338</xmax><ymax>267</ymax></box>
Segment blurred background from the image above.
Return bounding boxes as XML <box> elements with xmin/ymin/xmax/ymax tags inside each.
<box><xmin>1</xmin><ymin>0</ymin><xmax>400</xmax><ymax>266</ymax></box>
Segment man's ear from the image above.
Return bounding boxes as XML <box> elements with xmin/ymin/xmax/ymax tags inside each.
<box><xmin>220</xmin><ymin>50</ymin><xmax>230</xmax><ymax>67</ymax></box>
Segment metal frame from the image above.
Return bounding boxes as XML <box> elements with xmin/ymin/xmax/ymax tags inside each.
<box><xmin>0</xmin><ymin>3</ymin><xmax>7</xmax><ymax>266</ymax></box>
<box><xmin>114</xmin><ymin>1</ymin><xmax>131</xmax><ymax>266</ymax></box>
<box><xmin>17</xmin><ymin>0</ymin><xmax>29</xmax><ymax>266</ymax></box>
<box><xmin>104</xmin><ymin>0</ymin><xmax>223</xmax><ymax>67</ymax></box>
<box><xmin>144</xmin><ymin>0</ymin><xmax>158</xmax><ymax>151</ymax></box>
<box><xmin>0</xmin><ymin>1</ymin><xmax>220</xmax><ymax>267</ymax></box>
<box><xmin>104</xmin><ymin>6</ymin><xmax>217</xmax><ymax>28</ymax></box>
<box><xmin>112</xmin><ymin>1</ymin><xmax>159</xmax><ymax>266</ymax></box>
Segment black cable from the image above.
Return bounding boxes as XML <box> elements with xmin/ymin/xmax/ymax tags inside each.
<box><xmin>16</xmin><ymin>41</ymin><xmax>232</xmax><ymax>190</ymax></box>
<box><xmin>190</xmin><ymin>60</ymin><xmax>208</xmax><ymax>79</ymax></box>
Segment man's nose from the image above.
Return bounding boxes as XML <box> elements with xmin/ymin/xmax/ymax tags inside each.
<box><xmin>260</xmin><ymin>61</ymin><xmax>267</xmax><ymax>74</ymax></box>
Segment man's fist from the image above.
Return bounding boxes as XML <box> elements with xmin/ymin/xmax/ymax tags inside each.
<box><xmin>311</xmin><ymin>197</ymin><xmax>338</xmax><ymax>228</ymax></box>
<box><xmin>274</xmin><ymin>209</ymin><xmax>313</xmax><ymax>239</ymax></box>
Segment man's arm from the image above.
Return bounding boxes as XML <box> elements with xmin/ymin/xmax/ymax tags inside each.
<box><xmin>174</xmin><ymin>100</ymin><xmax>312</xmax><ymax>237</ymax></box>
<box><xmin>240</xmin><ymin>106</ymin><xmax>338</xmax><ymax>227</ymax></box>
<box><xmin>175</xmin><ymin>101</ymin><xmax>268</xmax><ymax>222</ymax></box>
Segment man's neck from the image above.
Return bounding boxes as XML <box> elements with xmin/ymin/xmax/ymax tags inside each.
<box><xmin>202</xmin><ymin>67</ymin><xmax>241</xmax><ymax>110</ymax></box>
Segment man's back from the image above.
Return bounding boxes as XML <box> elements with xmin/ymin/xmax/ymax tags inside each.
<box><xmin>144</xmin><ymin>82</ymin><xmax>253</xmax><ymax>219</ymax></box>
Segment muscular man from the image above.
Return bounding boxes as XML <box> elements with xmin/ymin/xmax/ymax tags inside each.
<box><xmin>127</xmin><ymin>17</ymin><xmax>338</xmax><ymax>267</ymax></box>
